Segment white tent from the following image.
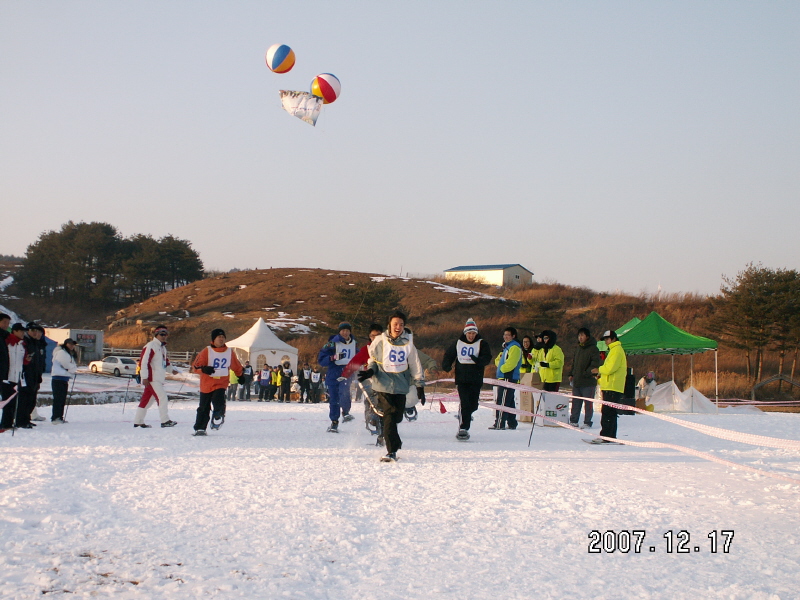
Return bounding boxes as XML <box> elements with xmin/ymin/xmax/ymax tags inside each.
<box><xmin>225</xmin><ymin>318</ymin><xmax>298</xmax><ymax>372</ymax></box>
<box><xmin>649</xmin><ymin>382</ymin><xmax>717</xmax><ymax>413</ymax></box>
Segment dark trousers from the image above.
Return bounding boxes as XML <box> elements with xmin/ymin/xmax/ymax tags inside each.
<box><xmin>376</xmin><ymin>392</ymin><xmax>406</xmax><ymax>454</ymax></box>
<box><xmin>239</xmin><ymin>380</ymin><xmax>251</xmax><ymax>400</ymax></box>
<box><xmin>543</xmin><ymin>382</ymin><xmax>561</xmax><ymax>392</ymax></box>
<box><xmin>309</xmin><ymin>385</ymin><xmax>320</xmax><ymax>403</ymax></box>
<box><xmin>457</xmin><ymin>383</ymin><xmax>482</xmax><ymax>430</ymax></box>
<box><xmin>571</xmin><ymin>385</ymin><xmax>596</xmax><ymax>425</ymax></box>
<box><xmin>267</xmin><ymin>383</ymin><xmax>277</xmax><ymax>400</ymax></box>
<box><xmin>1</xmin><ymin>382</ymin><xmax>19</xmax><ymax>428</ymax></box>
<box><xmin>51</xmin><ymin>379</ymin><xmax>69</xmax><ymax>421</ymax></box>
<box><xmin>227</xmin><ymin>384</ymin><xmax>238</xmax><ymax>401</ymax></box>
<box><xmin>279</xmin><ymin>381</ymin><xmax>291</xmax><ymax>402</ymax></box>
<box><xmin>259</xmin><ymin>382</ymin><xmax>270</xmax><ymax>400</ymax></box>
<box><xmin>194</xmin><ymin>388</ymin><xmax>227</xmax><ymax>431</ymax></box>
<box><xmin>495</xmin><ymin>380</ymin><xmax>518</xmax><ymax>428</ymax></box>
<box><xmin>600</xmin><ymin>390</ymin><xmax>622</xmax><ymax>439</ymax></box>
<box><xmin>16</xmin><ymin>384</ymin><xmax>39</xmax><ymax>427</ymax></box>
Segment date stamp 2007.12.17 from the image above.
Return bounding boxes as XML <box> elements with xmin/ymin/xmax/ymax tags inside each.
<box><xmin>588</xmin><ymin>530</ymin><xmax>734</xmax><ymax>554</ymax></box>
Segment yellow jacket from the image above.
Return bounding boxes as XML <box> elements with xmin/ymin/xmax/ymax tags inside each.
<box><xmin>598</xmin><ymin>341</ymin><xmax>627</xmax><ymax>393</ymax></box>
<box><xmin>537</xmin><ymin>345</ymin><xmax>564</xmax><ymax>384</ymax></box>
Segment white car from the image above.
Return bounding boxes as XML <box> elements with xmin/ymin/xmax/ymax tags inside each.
<box><xmin>89</xmin><ymin>356</ymin><xmax>138</xmax><ymax>377</ymax></box>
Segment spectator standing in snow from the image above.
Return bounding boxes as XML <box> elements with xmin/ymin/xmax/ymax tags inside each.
<box><xmin>441</xmin><ymin>318</ymin><xmax>492</xmax><ymax>441</ymax></box>
<box><xmin>568</xmin><ymin>328</ymin><xmax>601</xmax><ymax>428</ymax></box>
<box><xmin>637</xmin><ymin>371</ymin><xmax>657</xmax><ymax>410</ymax></box>
<box><xmin>133</xmin><ymin>325</ymin><xmax>179</xmax><ymax>428</ymax></box>
<box><xmin>520</xmin><ymin>336</ymin><xmax>535</xmax><ymax>375</ymax></box>
<box><xmin>258</xmin><ymin>365</ymin><xmax>271</xmax><ymax>401</ymax></box>
<box><xmin>192</xmin><ymin>328</ymin><xmax>244</xmax><ymax>436</ymax></box>
<box><xmin>591</xmin><ymin>330</ymin><xmax>628</xmax><ymax>443</ymax></box>
<box><xmin>358</xmin><ymin>311</ymin><xmax>425</xmax><ymax>462</ymax></box>
<box><xmin>297</xmin><ymin>362</ymin><xmax>312</xmax><ymax>403</ymax></box>
<box><xmin>536</xmin><ymin>330</ymin><xmax>565</xmax><ymax>392</ymax></box>
<box><xmin>491</xmin><ymin>326</ymin><xmax>522</xmax><ymax>430</ymax></box>
<box><xmin>278</xmin><ymin>361</ymin><xmax>293</xmax><ymax>402</ymax></box>
<box><xmin>0</xmin><ymin>313</ymin><xmax>11</xmax><ymax>429</ymax></box>
<box><xmin>18</xmin><ymin>323</ymin><xmax>47</xmax><ymax>428</ymax></box>
<box><xmin>309</xmin><ymin>365</ymin><xmax>322</xmax><ymax>403</ymax></box>
<box><xmin>50</xmin><ymin>339</ymin><xmax>77</xmax><ymax>424</ymax></box>
<box><xmin>269</xmin><ymin>365</ymin><xmax>281</xmax><ymax>400</ymax></box>
<box><xmin>1</xmin><ymin>323</ymin><xmax>28</xmax><ymax>430</ymax></box>
<box><xmin>238</xmin><ymin>361</ymin><xmax>254</xmax><ymax>400</ymax></box>
<box><xmin>318</xmin><ymin>322</ymin><xmax>358</xmax><ymax>431</ymax></box>
<box><xmin>227</xmin><ymin>368</ymin><xmax>239</xmax><ymax>402</ymax></box>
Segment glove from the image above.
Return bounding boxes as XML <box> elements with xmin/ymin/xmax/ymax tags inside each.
<box><xmin>357</xmin><ymin>368</ymin><xmax>374</xmax><ymax>382</ymax></box>
<box><xmin>200</xmin><ymin>365</ymin><xmax>215</xmax><ymax>375</ymax></box>
<box><xmin>539</xmin><ymin>361</ymin><xmax>550</xmax><ymax>368</ymax></box>
<box><xmin>238</xmin><ymin>376</ymin><xmax>246</xmax><ymax>385</ymax></box>
<box><xmin>416</xmin><ymin>386</ymin><xmax>426</xmax><ymax>405</ymax></box>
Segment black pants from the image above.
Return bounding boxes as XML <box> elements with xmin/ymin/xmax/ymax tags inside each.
<box><xmin>1</xmin><ymin>382</ymin><xmax>19</xmax><ymax>428</ymax></box>
<box><xmin>309</xmin><ymin>385</ymin><xmax>320</xmax><ymax>403</ymax></box>
<box><xmin>194</xmin><ymin>388</ymin><xmax>227</xmax><ymax>431</ymax></box>
<box><xmin>600</xmin><ymin>390</ymin><xmax>622</xmax><ymax>439</ymax></box>
<box><xmin>279</xmin><ymin>381</ymin><xmax>291</xmax><ymax>402</ymax></box>
<box><xmin>543</xmin><ymin>382</ymin><xmax>561</xmax><ymax>392</ymax></box>
<box><xmin>16</xmin><ymin>384</ymin><xmax>39</xmax><ymax>427</ymax></box>
<box><xmin>51</xmin><ymin>379</ymin><xmax>69</xmax><ymax>421</ymax></box>
<box><xmin>376</xmin><ymin>392</ymin><xmax>406</xmax><ymax>454</ymax></box>
<box><xmin>259</xmin><ymin>383</ymin><xmax>270</xmax><ymax>400</ymax></box>
<box><xmin>457</xmin><ymin>383</ymin><xmax>482</xmax><ymax>430</ymax></box>
<box><xmin>239</xmin><ymin>380</ymin><xmax>251</xmax><ymax>400</ymax></box>
<box><xmin>495</xmin><ymin>380</ymin><xmax>518</xmax><ymax>428</ymax></box>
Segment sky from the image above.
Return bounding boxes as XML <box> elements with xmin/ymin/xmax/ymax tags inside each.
<box><xmin>1</xmin><ymin>1</ymin><xmax>798</xmax><ymax>296</ymax></box>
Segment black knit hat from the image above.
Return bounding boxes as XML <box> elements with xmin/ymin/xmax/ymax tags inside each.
<box><xmin>211</xmin><ymin>328</ymin><xmax>226</xmax><ymax>341</ymax></box>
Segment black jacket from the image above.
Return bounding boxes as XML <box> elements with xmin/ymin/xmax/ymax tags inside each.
<box><xmin>23</xmin><ymin>334</ymin><xmax>47</xmax><ymax>387</ymax></box>
<box><xmin>569</xmin><ymin>339</ymin><xmax>601</xmax><ymax>388</ymax></box>
<box><xmin>0</xmin><ymin>329</ymin><xmax>9</xmax><ymax>381</ymax></box>
<box><xmin>442</xmin><ymin>333</ymin><xmax>493</xmax><ymax>386</ymax></box>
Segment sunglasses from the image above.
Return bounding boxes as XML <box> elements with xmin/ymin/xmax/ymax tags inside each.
<box><xmin>156</xmin><ymin>332</ymin><xmax>169</xmax><ymax>336</ymax></box>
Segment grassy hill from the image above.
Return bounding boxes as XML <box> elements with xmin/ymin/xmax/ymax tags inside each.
<box><xmin>4</xmin><ymin>263</ymin><xmax>786</xmax><ymax>399</ymax></box>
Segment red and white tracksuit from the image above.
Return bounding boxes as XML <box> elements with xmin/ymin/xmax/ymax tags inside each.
<box><xmin>135</xmin><ymin>338</ymin><xmax>172</xmax><ymax>424</ymax></box>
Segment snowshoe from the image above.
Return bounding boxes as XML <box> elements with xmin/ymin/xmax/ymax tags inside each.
<box><xmin>404</xmin><ymin>407</ymin><xmax>418</xmax><ymax>422</ymax></box>
<box><xmin>380</xmin><ymin>452</ymin><xmax>397</xmax><ymax>462</ymax></box>
<box><xmin>193</xmin><ymin>430</ymin><xmax>207</xmax><ymax>436</ymax></box>
<box><xmin>161</xmin><ymin>420</ymin><xmax>178</xmax><ymax>428</ymax></box>
<box><xmin>456</xmin><ymin>429</ymin><xmax>470</xmax><ymax>441</ymax></box>
<box><xmin>342</xmin><ymin>413</ymin><xmax>355</xmax><ymax>423</ymax></box>
<box><xmin>376</xmin><ymin>435</ymin><xmax>385</xmax><ymax>447</ymax></box>
<box><xmin>327</xmin><ymin>420</ymin><xmax>339</xmax><ymax>433</ymax></box>
<box><xmin>134</xmin><ymin>423</ymin><xmax>152</xmax><ymax>428</ymax></box>
<box><xmin>210</xmin><ymin>412</ymin><xmax>225</xmax><ymax>430</ymax></box>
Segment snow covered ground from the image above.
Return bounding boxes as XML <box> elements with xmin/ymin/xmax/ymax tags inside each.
<box><xmin>1</xmin><ymin>395</ymin><xmax>798</xmax><ymax>599</ymax></box>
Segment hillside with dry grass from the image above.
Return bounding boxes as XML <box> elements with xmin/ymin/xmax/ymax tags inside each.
<box><xmin>5</xmin><ymin>263</ymin><xmax>793</xmax><ymax>400</ymax></box>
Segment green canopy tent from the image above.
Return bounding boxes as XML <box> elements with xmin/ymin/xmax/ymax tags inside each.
<box><xmin>616</xmin><ymin>311</ymin><xmax>719</xmax><ymax>410</ymax></box>
<box><xmin>596</xmin><ymin>317</ymin><xmax>642</xmax><ymax>352</ymax></box>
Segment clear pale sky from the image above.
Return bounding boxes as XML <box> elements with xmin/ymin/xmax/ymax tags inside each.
<box><xmin>1</xmin><ymin>1</ymin><xmax>798</xmax><ymax>295</ymax></box>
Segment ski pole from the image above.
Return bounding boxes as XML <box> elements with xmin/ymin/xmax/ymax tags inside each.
<box><xmin>121</xmin><ymin>375</ymin><xmax>132</xmax><ymax>414</ymax></box>
<box><xmin>11</xmin><ymin>382</ymin><xmax>20</xmax><ymax>437</ymax></box>
<box><xmin>63</xmin><ymin>374</ymin><xmax>77</xmax><ymax>422</ymax></box>
<box><xmin>528</xmin><ymin>391</ymin><xmax>543</xmax><ymax>447</ymax></box>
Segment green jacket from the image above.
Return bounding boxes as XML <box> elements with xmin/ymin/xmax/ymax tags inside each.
<box><xmin>598</xmin><ymin>341</ymin><xmax>627</xmax><ymax>393</ymax></box>
<box><xmin>537</xmin><ymin>344</ymin><xmax>564</xmax><ymax>384</ymax></box>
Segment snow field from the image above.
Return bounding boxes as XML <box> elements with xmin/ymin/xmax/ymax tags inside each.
<box><xmin>1</xmin><ymin>400</ymin><xmax>798</xmax><ymax>599</ymax></box>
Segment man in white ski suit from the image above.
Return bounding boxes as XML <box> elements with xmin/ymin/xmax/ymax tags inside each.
<box><xmin>134</xmin><ymin>325</ymin><xmax>178</xmax><ymax>428</ymax></box>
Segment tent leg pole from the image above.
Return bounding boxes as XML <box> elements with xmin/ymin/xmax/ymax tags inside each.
<box><xmin>690</xmin><ymin>354</ymin><xmax>694</xmax><ymax>413</ymax></box>
<box><xmin>671</xmin><ymin>354</ymin><xmax>675</xmax><ymax>411</ymax></box>
<box><xmin>715</xmin><ymin>350</ymin><xmax>719</xmax><ymax>414</ymax></box>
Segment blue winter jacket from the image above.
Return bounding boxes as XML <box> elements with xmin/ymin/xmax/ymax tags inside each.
<box><xmin>318</xmin><ymin>333</ymin><xmax>358</xmax><ymax>383</ymax></box>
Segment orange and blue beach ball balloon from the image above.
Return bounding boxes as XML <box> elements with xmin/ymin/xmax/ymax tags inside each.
<box><xmin>265</xmin><ymin>44</ymin><xmax>295</xmax><ymax>73</ymax></box>
<box><xmin>310</xmin><ymin>73</ymin><xmax>341</xmax><ymax>104</ymax></box>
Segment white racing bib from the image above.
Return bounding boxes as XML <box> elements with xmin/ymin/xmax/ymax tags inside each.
<box><xmin>208</xmin><ymin>347</ymin><xmax>232</xmax><ymax>378</ymax></box>
<box><xmin>334</xmin><ymin>339</ymin><xmax>356</xmax><ymax>365</ymax></box>
<box><xmin>456</xmin><ymin>339</ymin><xmax>481</xmax><ymax>364</ymax></box>
<box><xmin>311</xmin><ymin>372</ymin><xmax>321</xmax><ymax>383</ymax></box>
<box><xmin>382</xmin><ymin>342</ymin><xmax>409</xmax><ymax>373</ymax></box>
